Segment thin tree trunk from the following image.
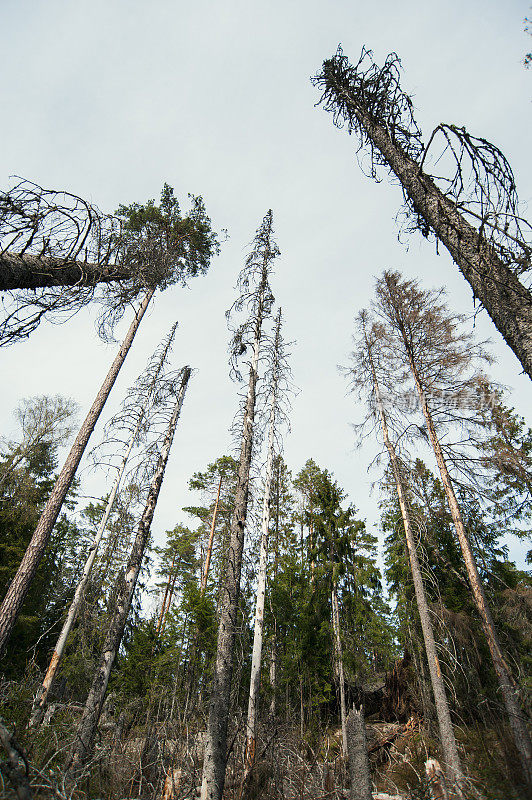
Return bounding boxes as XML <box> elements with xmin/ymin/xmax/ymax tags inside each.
<box><xmin>67</xmin><ymin>368</ymin><xmax>190</xmax><ymax>777</ymax></box>
<box><xmin>367</xmin><ymin>343</ymin><xmax>465</xmax><ymax>792</ymax></box>
<box><xmin>0</xmin><ymin>252</ymin><xmax>133</xmax><ymax>291</ymax></box>
<box><xmin>331</xmin><ymin>584</ymin><xmax>348</xmax><ymax>759</ymax></box>
<box><xmin>29</xmin><ymin>418</ymin><xmax>141</xmax><ymax>727</ymax></box>
<box><xmin>200</xmin><ymin>308</ymin><xmax>263</xmax><ymax>800</ymax></box>
<box><xmin>243</xmin><ymin>381</ymin><xmax>277</xmax><ymax>777</ymax></box>
<box><xmin>408</xmin><ymin>355</ymin><xmax>532</xmax><ymax>786</ymax></box>
<box><xmin>346</xmin><ymin>706</ymin><xmax>373</xmax><ymax>800</ymax></box>
<box><xmin>342</xmin><ymin>97</ymin><xmax>532</xmax><ymax>379</ymax></box>
<box><xmin>0</xmin><ymin>290</ymin><xmax>153</xmax><ymax>656</ymax></box>
<box><xmin>201</xmin><ymin>476</ymin><xmax>223</xmax><ymax>593</ymax></box>
<box><xmin>156</xmin><ymin>552</ymin><xmax>178</xmax><ymax>638</ymax></box>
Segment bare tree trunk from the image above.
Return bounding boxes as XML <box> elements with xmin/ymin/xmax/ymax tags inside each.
<box><xmin>0</xmin><ymin>290</ymin><xmax>153</xmax><ymax>655</ymax></box>
<box><xmin>243</xmin><ymin>383</ymin><xmax>276</xmax><ymax>776</ymax></box>
<box><xmin>346</xmin><ymin>706</ymin><xmax>372</xmax><ymax>800</ymax></box>
<box><xmin>29</xmin><ymin>419</ymin><xmax>140</xmax><ymax>727</ymax></box>
<box><xmin>331</xmin><ymin>584</ymin><xmax>348</xmax><ymax>758</ymax></box>
<box><xmin>200</xmin><ymin>318</ymin><xmax>262</xmax><ymax>800</ymax></box>
<box><xmin>201</xmin><ymin>476</ymin><xmax>223</xmax><ymax>593</ymax></box>
<box><xmin>408</xmin><ymin>356</ymin><xmax>532</xmax><ymax>786</ymax></box>
<box><xmin>369</xmin><ymin>360</ymin><xmax>465</xmax><ymax>793</ymax></box>
<box><xmin>67</xmin><ymin>368</ymin><xmax>190</xmax><ymax>777</ymax></box>
<box><xmin>342</xmin><ymin>99</ymin><xmax>532</xmax><ymax>379</ymax></box>
<box><xmin>156</xmin><ymin>552</ymin><xmax>178</xmax><ymax>638</ymax></box>
<box><xmin>0</xmin><ymin>252</ymin><xmax>133</xmax><ymax>291</ymax></box>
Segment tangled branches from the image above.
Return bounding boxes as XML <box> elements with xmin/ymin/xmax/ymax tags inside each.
<box><xmin>312</xmin><ymin>46</ymin><xmax>424</xmax><ymax>177</ymax></box>
<box><xmin>0</xmin><ymin>180</ymin><xmax>220</xmax><ymax>345</ymax></box>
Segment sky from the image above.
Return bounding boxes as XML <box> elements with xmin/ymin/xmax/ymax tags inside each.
<box><xmin>1</xmin><ymin>0</ymin><xmax>531</xmax><ymax>575</ymax></box>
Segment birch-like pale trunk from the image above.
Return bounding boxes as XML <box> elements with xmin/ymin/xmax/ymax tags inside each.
<box><xmin>0</xmin><ymin>291</ymin><xmax>154</xmax><ymax>656</ymax></box>
<box><xmin>200</xmin><ymin>302</ymin><xmax>264</xmax><ymax>800</ymax></box>
<box><xmin>29</xmin><ymin>418</ymin><xmax>141</xmax><ymax>727</ymax></box>
<box><xmin>368</xmin><ymin>354</ymin><xmax>465</xmax><ymax>792</ymax></box>
<box><xmin>407</xmin><ymin>355</ymin><xmax>532</xmax><ymax>786</ymax></box>
<box><xmin>243</xmin><ymin>380</ymin><xmax>277</xmax><ymax>774</ymax></box>
<box><xmin>201</xmin><ymin>476</ymin><xmax>223</xmax><ymax>593</ymax></box>
<box><xmin>67</xmin><ymin>368</ymin><xmax>190</xmax><ymax>777</ymax></box>
<box><xmin>330</xmin><ymin>88</ymin><xmax>532</xmax><ymax>379</ymax></box>
<box><xmin>331</xmin><ymin>584</ymin><xmax>348</xmax><ymax>759</ymax></box>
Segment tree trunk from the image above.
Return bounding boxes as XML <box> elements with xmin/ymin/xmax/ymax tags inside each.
<box><xmin>366</xmin><ymin>337</ymin><xmax>465</xmax><ymax>792</ymax></box>
<box><xmin>200</xmin><ymin>306</ymin><xmax>263</xmax><ymax>800</ymax></box>
<box><xmin>344</xmin><ymin>98</ymin><xmax>532</xmax><ymax>379</ymax></box>
<box><xmin>0</xmin><ymin>251</ymin><xmax>133</xmax><ymax>291</ymax></box>
<box><xmin>201</xmin><ymin>476</ymin><xmax>223</xmax><ymax>593</ymax></box>
<box><xmin>408</xmin><ymin>355</ymin><xmax>532</xmax><ymax>786</ymax></box>
<box><xmin>346</xmin><ymin>706</ymin><xmax>373</xmax><ymax>800</ymax></box>
<box><xmin>332</xmin><ymin>584</ymin><xmax>348</xmax><ymax>759</ymax></box>
<box><xmin>0</xmin><ymin>290</ymin><xmax>153</xmax><ymax>656</ymax></box>
<box><xmin>67</xmin><ymin>368</ymin><xmax>190</xmax><ymax>777</ymax></box>
<box><xmin>29</xmin><ymin>418</ymin><xmax>140</xmax><ymax>727</ymax></box>
<box><xmin>244</xmin><ymin>380</ymin><xmax>277</xmax><ymax>777</ymax></box>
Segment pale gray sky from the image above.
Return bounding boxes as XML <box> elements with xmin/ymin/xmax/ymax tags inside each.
<box><xmin>1</xmin><ymin>0</ymin><xmax>531</xmax><ymax>569</ymax></box>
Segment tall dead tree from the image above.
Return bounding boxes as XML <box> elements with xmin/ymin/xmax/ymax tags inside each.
<box><xmin>0</xmin><ymin>290</ymin><xmax>153</xmax><ymax>656</ymax></box>
<box><xmin>0</xmin><ymin>180</ymin><xmax>219</xmax><ymax>344</ymax></box>
<box><xmin>374</xmin><ymin>271</ymin><xmax>532</xmax><ymax>787</ymax></box>
<box><xmin>350</xmin><ymin>312</ymin><xmax>465</xmax><ymax>794</ymax></box>
<box><xmin>243</xmin><ymin>309</ymin><xmax>292</xmax><ymax>783</ymax></box>
<box><xmin>29</xmin><ymin>323</ymin><xmax>179</xmax><ymax>726</ymax></box>
<box><xmin>313</xmin><ymin>48</ymin><xmax>532</xmax><ymax>379</ymax></box>
<box><xmin>68</xmin><ymin>366</ymin><xmax>191</xmax><ymax>777</ymax></box>
<box><xmin>200</xmin><ymin>211</ymin><xmax>279</xmax><ymax>800</ymax></box>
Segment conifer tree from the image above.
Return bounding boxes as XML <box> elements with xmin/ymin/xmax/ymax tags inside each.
<box><xmin>200</xmin><ymin>211</ymin><xmax>278</xmax><ymax>800</ymax></box>
<box><xmin>349</xmin><ymin>311</ymin><xmax>465</xmax><ymax>793</ymax></box>
<box><xmin>68</xmin><ymin>366</ymin><xmax>191</xmax><ymax>777</ymax></box>
<box><xmin>313</xmin><ymin>48</ymin><xmax>532</xmax><ymax>379</ymax></box>
<box><xmin>243</xmin><ymin>309</ymin><xmax>292</xmax><ymax>784</ymax></box>
<box><xmin>373</xmin><ymin>270</ymin><xmax>532</xmax><ymax>787</ymax></box>
<box><xmin>29</xmin><ymin>323</ymin><xmax>179</xmax><ymax>726</ymax></box>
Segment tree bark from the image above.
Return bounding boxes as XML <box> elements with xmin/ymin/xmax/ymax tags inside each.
<box><xmin>407</xmin><ymin>354</ymin><xmax>532</xmax><ymax>786</ymax></box>
<box><xmin>200</xmin><ymin>301</ymin><xmax>264</xmax><ymax>800</ymax></box>
<box><xmin>346</xmin><ymin>706</ymin><xmax>373</xmax><ymax>800</ymax></box>
<box><xmin>368</xmin><ymin>354</ymin><xmax>465</xmax><ymax>793</ymax></box>
<box><xmin>341</xmin><ymin>95</ymin><xmax>532</xmax><ymax>379</ymax></box>
<box><xmin>332</xmin><ymin>584</ymin><xmax>348</xmax><ymax>759</ymax></box>
<box><xmin>201</xmin><ymin>476</ymin><xmax>223</xmax><ymax>593</ymax></box>
<box><xmin>0</xmin><ymin>290</ymin><xmax>154</xmax><ymax>656</ymax></box>
<box><xmin>67</xmin><ymin>368</ymin><xmax>190</xmax><ymax>777</ymax></box>
<box><xmin>244</xmin><ymin>379</ymin><xmax>277</xmax><ymax>776</ymax></box>
<box><xmin>0</xmin><ymin>252</ymin><xmax>133</xmax><ymax>291</ymax></box>
<box><xmin>29</xmin><ymin>420</ymin><xmax>139</xmax><ymax>727</ymax></box>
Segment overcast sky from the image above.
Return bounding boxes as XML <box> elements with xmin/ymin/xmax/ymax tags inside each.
<box><xmin>1</xmin><ymin>0</ymin><xmax>531</xmax><ymax>572</ymax></box>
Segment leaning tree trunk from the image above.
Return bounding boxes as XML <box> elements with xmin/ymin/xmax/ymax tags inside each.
<box><xmin>0</xmin><ymin>290</ymin><xmax>154</xmax><ymax>656</ymax></box>
<box><xmin>67</xmin><ymin>368</ymin><xmax>190</xmax><ymax>777</ymax></box>
<box><xmin>331</xmin><ymin>583</ymin><xmax>348</xmax><ymax>759</ymax></box>
<box><xmin>200</xmin><ymin>310</ymin><xmax>264</xmax><ymax>800</ymax></box>
<box><xmin>0</xmin><ymin>252</ymin><xmax>133</xmax><ymax>291</ymax></box>
<box><xmin>369</xmin><ymin>357</ymin><xmax>465</xmax><ymax>793</ymax></box>
<box><xmin>407</xmin><ymin>355</ymin><xmax>532</xmax><ymax>786</ymax></box>
<box><xmin>243</xmin><ymin>380</ymin><xmax>277</xmax><ymax>780</ymax></box>
<box><xmin>340</xmin><ymin>97</ymin><xmax>532</xmax><ymax>379</ymax></box>
<box><xmin>201</xmin><ymin>475</ymin><xmax>223</xmax><ymax>593</ymax></box>
<box><xmin>29</xmin><ymin>417</ymin><xmax>141</xmax><ymax>727</ymax></box>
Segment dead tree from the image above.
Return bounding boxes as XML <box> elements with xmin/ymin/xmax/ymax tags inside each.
<box><xmin>29</xmin><ymin>322</ymin><xmax>179</xmax><ymax>727</ymax></box>
<box><xmin>313</xmin><ymin>48</ymin><xmax>532</xmax><ymax>379</ymax></box>
<box><xmin>200</xmin><ymin>211</ymin><xmax>279</xmax><ymax>800</ymax></box>
<box><xmin>68</xmin><ymin>366</ymin><xmax>191</xmax><ymax>777</ymax></box>
<box><xmin>243</xmin><ymin>309</ymin><xmax>292</xmax><ymax>786</ymax></box>
<box><xmin>350</xmin><ymin>312</ymin><xmax>465</xmax><ymax>794</ymax></box>
<box><xmin>346</xmin><ymin>706</ymin><xmax>372</xmax><ymax>800</ymax></box>
<box><xmin>374</xmin><ymin>270</ymin><xmax>532</xmax><ymax>787</ymax></box>
<box><xmin>0</xmin><ymin>180</ymin><xmax>219</xmax><ymax>344</ymax></box>
<box><xmin>0</xmin><ymin>290</ymin><xmax>153</xmax><ymax>656</ymax></box>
